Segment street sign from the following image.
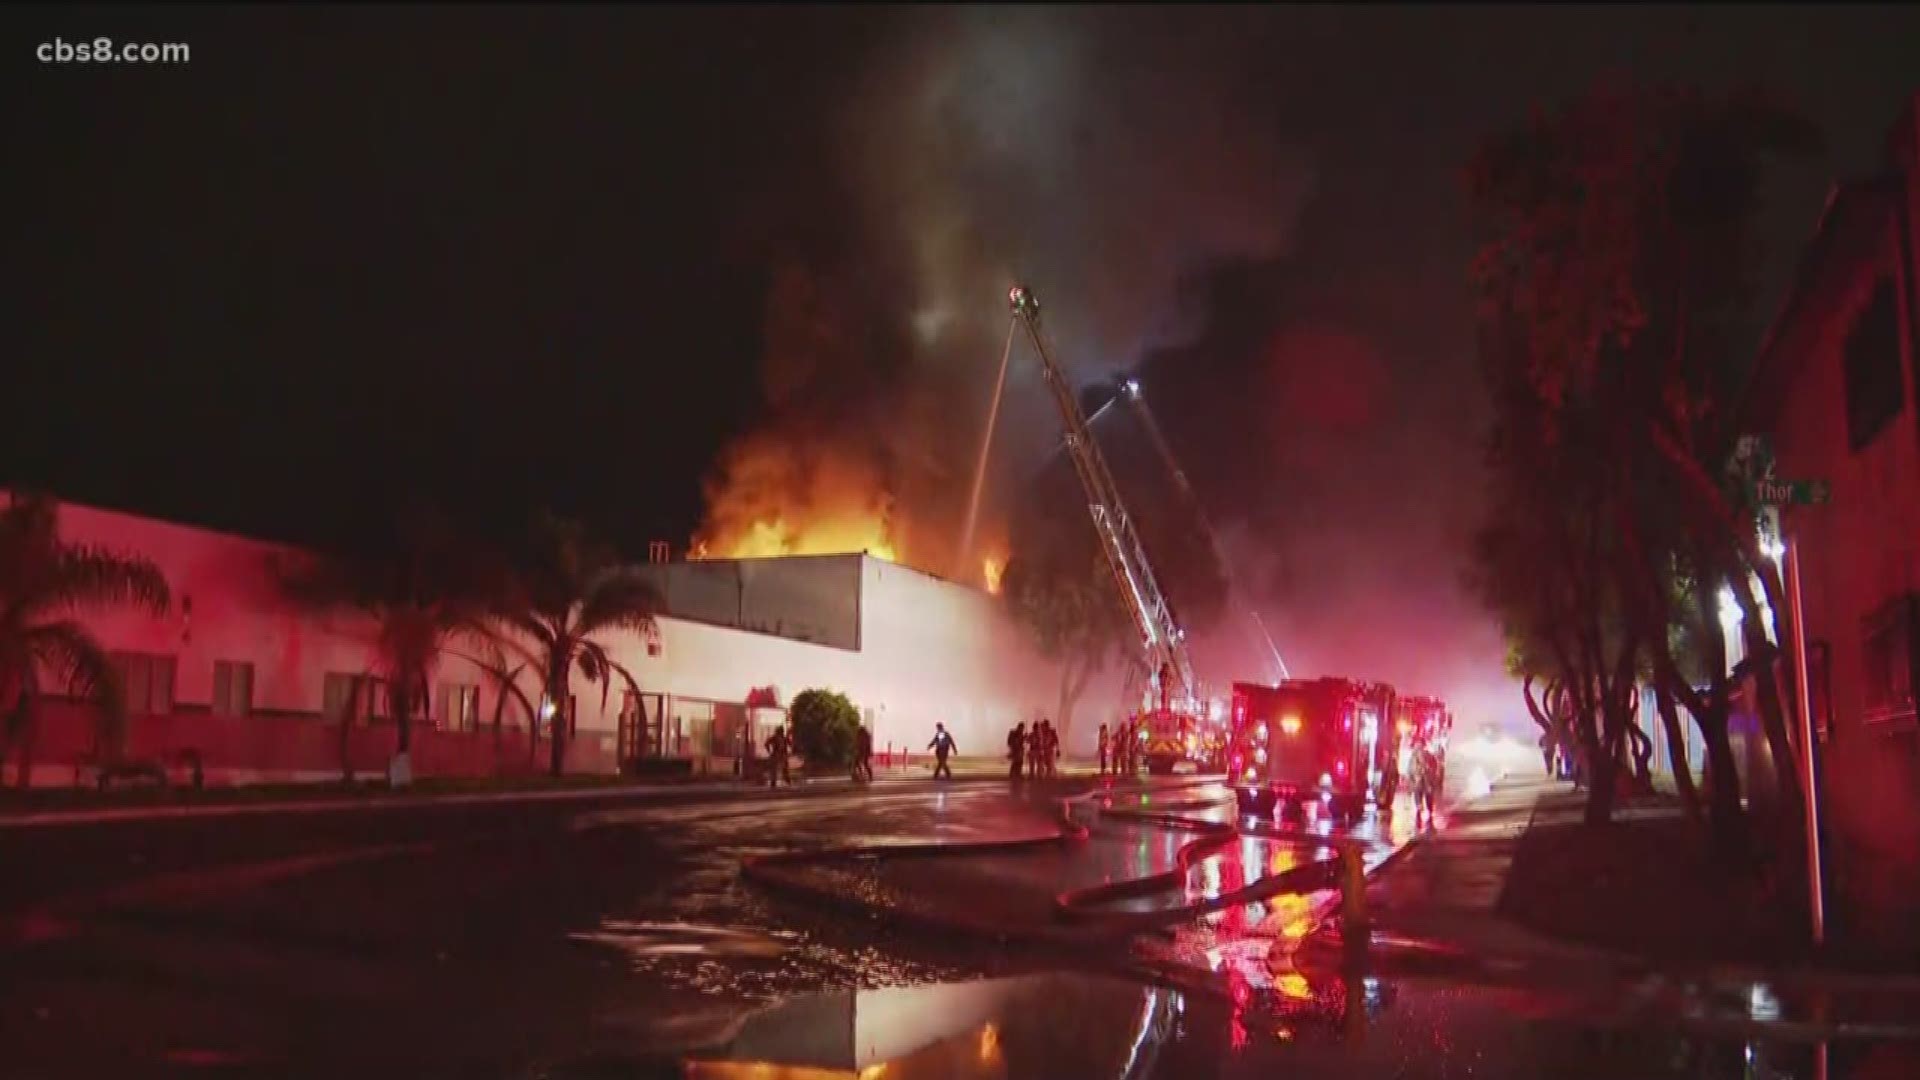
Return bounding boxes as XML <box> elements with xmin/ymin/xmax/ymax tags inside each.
<box><xmin>1751</xmin><ymin>478</ymin><xmax>1831</xmax><ymax>506</ymax></box>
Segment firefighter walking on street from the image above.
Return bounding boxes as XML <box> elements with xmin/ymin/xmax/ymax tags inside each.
<box><xmin>1008</xmin><ymin>721</ymin><xmax>1026</xmax><ymax>780</ymax></box>
<box><xmin>765</xmin><ymin>724</ymin><xmax>793</xmax><ymax>789</ymax></box>
<box><xmin>1097</xmin><ymin>722</ymin><xmax>1110</xmax><ymax>777</ymax></box>
<box><xmin>928</xmin><ymin>722</ymin><xmax>957</xmax><ymax>780</ymax></box>
<box><xmin>853</xmin><ymin>723</ymin><xmax>874</xmax><ymax>783</ymax></box>
<box><xmin>1412</xmin><ymin>740</ymin><xmax>1440</xmax><ymax>821</ymax></box>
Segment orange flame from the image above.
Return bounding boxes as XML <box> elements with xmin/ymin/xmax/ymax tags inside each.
<box><xmin>692</xmin><ymin>429</ymin><xmax>1012</xmax><ymax>586</ymax></box>
<box><xmin>690</xmin><ymin>432</ymin><xmax>904</xmax><ymax>564</ymax></box>
<box><xmin>982</xmin><ymin>555</ymin><xmax>1006</xmax><ymax>595</ymax></box>
<box><xmin>693</xmin><ymin>516</ymin><xmax>898</xmax><ymax>563</ymax></box>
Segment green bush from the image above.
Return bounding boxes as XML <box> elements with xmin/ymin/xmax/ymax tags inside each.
<box><xmin>789</xmin><ymin>688</ymin><xmax>861</xmax><ymax>767</ymax></box>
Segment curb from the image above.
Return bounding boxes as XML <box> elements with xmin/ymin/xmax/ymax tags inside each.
<box><xmin>1317</xmin><ymin>778</ymin><xmax>1920</xmax><ymax>998</ymax></box>
<box><xmin>1274</xmin><ymin>777</ymin><xmax>1509</xmax><ymax>941</ymax></box>
<box><xmin>0</xmin><ymin>773</ymin><xmax>1033</xmax><ymax>831</ymax></box>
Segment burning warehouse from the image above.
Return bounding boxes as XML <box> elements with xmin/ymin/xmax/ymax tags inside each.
<box><xmin>7</xmin><ymin>493</ymin><xmax>1122</xmax><ymax>787</ymax></box>
<box><xmin>625</xmin><ymin>545</ymin><xmax>1120</xmax><ymax>765</ymax></box>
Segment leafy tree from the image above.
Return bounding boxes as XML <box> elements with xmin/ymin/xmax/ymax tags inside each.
<box><xmin>1466</xmin><ymin>82</ymin><xmax>1815</xmax><ymax>845</ymax></box>
<box><xmin>495</xmin><ymin>512</ymin><xmax>662</xmax><ymax>777</ymax></box>
<box><xmin>279</xmin><ymin>512</ymin><xmax>501</xmax><ymax>775</ymax></box>
<box><xmin>1466</xmin><ymin>393</ymin><xmax>1641</xmax><ymax>825</ymax></box>
<box><xmin>1001</xmin><ymin>541</ymin><xmax>1133</xmax><ymax>741</ymax></box>
<box><xmin>789</xmin><ymin>688</ymin><xmax>860</xmax><ymax>767</ymax></box>
<box><xmin>0</xmin><ymin>493</ymin><xmax>170</xmax><ymax>785</ymax></box>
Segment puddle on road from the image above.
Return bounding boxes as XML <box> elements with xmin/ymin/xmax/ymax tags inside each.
<box><xmin>547</xmin><ymin>970</ymin><xmax>1920</xmax><ymax>1080</ymax></box>
<box><xmin>557</xmin><ymin>784</ymin><xmax>1920</xmax><ymax>1078</ymax></box>
<box><xmin>567</xmin><ymin>792</ymin><xmax>1062</xmax><ymax>1008</ymax></box>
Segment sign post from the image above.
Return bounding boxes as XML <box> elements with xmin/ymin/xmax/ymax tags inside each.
<box><xmin>1741</xmin><ymin>435</ymin><xmax>1830</xmax><ymax>945</ymax></box>
<box><xmin>1784</xmin><ymin>537</ymin><xmax>1828</xmax><ymax>947</ymax></box>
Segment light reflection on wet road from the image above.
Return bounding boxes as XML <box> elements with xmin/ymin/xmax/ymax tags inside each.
<box><xmin>589</xmin><ymin>777</ymin><xmax>1920</xmax><ymax>1079</ymax></box>
<box><xmin>4</xmin><ymin>774</ymin><xmax>1917</xmax><ymax>1078</ymax></box>
<box><xmin>662</xmin><ymin>972</ymin><xmax>1920</xmax><ymax>1080</ymax></box>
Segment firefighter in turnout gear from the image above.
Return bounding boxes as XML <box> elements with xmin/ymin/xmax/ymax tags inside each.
<box><xmin>765</xmin><ymin>725</ymin><xmax>792</xmax><ymax>789</ymax></box>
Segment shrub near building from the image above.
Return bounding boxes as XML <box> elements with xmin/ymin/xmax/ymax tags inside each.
<box><xmin>790</xmin><ymin>689</ymin><xmax>860</xmax><ymax>769</ymax></box>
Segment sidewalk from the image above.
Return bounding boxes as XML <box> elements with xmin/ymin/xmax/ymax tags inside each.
<box><xmin>0</xmin><ymin>760</ymin><xmax>1103</xmax><ymax>830</ymax></box>
<box><xmin>1356</xmin><ymin>776</ymin><xmax>1614</xmax><ymax>968</ymax></box>
<box><xmin>869</xmin><ymin>757</ymin><xmax>1103</xmax><ymax>781</ymax></box>
<box><xmin>1350</xmin><ymin>775</ymin><xmax>1920</xmax><ymax>992</ymax></box>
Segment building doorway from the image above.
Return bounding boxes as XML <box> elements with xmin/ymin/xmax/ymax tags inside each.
<box><xmin>619</xmin><ymin>691</ymin><xmax>665</xmax><ymax>764</ymax></box>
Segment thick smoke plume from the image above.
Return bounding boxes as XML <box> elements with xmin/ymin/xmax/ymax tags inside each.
<box><xmin>693</xmin><ymin>9</ymin><xmax>1316</xmax><ymax>585</ymax></box>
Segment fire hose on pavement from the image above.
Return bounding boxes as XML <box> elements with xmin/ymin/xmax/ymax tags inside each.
<box><xmin>739</xmin><ymin>779</ymin><xmax>1378</xmax><ymax>948</ymax></box>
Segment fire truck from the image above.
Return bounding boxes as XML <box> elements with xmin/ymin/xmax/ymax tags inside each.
<box><xmin>1228</xmin><ymin>677</ymin><xmax>1398</xmax><ymax>823</ymax></box>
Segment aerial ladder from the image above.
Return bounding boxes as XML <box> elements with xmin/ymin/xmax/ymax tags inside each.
<box><xmin>1017</xmin><ymin>376</ymin><xmax>1290</xmax><ymax>690</ymax></box>
<box><xmin>1008</xmin><ymin>284</ymin><xmax>1202</xmax><ymax>772</ymax></box>
<box><xmin>1117</xmin><ymin>378</ymin><xmax>1291</xmax><ymax>686</ymax></box>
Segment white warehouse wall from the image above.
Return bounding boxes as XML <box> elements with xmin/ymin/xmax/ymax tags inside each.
<box><xmin>24</xmin><ymin>493</ymin><xmax>1134</xmax><ymax>765</ymax></box>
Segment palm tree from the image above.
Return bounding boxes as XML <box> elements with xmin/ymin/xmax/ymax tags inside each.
<box><xmin>1</xmin><ymin>493</ymin><xmax>170</xmax><ymax>786</ymax></box>
<box><xmin>278</xmin><ymin>512</ymin><xmax>500</xmax><ymax>783</ymax></box>
<box><xmin>495</xmin><ymin>513</ymin><xmax>661</xmax><ymax>777</ymax></box>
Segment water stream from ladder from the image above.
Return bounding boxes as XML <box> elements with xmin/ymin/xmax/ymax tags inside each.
<box><xmin>958</xmin><ymin>316</ymin><xmax>1019</xmax><ymax>575</ymax></box>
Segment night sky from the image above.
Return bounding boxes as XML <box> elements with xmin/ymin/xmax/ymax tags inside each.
<box><xmin>9</xmin><ymin>6</ymin><xmax>1917</xmax><ymax>724</ymax></box>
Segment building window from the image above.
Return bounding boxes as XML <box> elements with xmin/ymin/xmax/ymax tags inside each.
<box><xmin>1809</xmin><ymin>641</ymin><xmax>1833</xmax><ymax>742</ymax></box>
<box><xmin>364</xmin><ymin>678</ymin><xmax>392</xmax><ymax>722</ymax></box>
<box><xmin>1843</xmin><ymin>278</ymin><xmax>1902</xmax><ymax>451</ymax></box>
<box><xmin>109</xmin><ymin>651</ymin><xmax>177</xmax><ymax>716</ymax></box>
<box><xmin>668</xmin><ymin>698</ymin><xmax>716</xmax><ymax>758</ymax></box>
<box><xmin>323</xmin><ymin>672</ymin><xmax>364</xmax><ymax>725</ymax></box>
<box><xmin>212</xmin><ymin>660</ymin><xmax>254</xmax><ymax>717</ymax></box>
<box><xmin>436</xmin><ymin>682</ymin><xmax>479</xmax><ymax>732</ymax></box>
<box><xmin>1861</xmin><ymin>594</ymin><xmax>1919</xmax><ymax>727</ymax></box>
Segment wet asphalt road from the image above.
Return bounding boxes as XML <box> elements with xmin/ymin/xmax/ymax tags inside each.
<box><xmin>0</xmin><ymin>777</ymin><xmax>1100</xmax><ymax>1077</ymax></box>
<box><xmin>2</xmin><ymin>774</ymin><xmax>1916</xmax><ymax>1079</ymax></box>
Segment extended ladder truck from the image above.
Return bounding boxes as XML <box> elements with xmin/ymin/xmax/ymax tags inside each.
<box><xmin>1008</xmin><ymin>284</ymin><xmax>1204</xmax><ymax>774</ymax></box>
<box><xmin>1117</xmin><ymin>377</ymin><xmax>1292</xmax><ymax>770</ymax></box>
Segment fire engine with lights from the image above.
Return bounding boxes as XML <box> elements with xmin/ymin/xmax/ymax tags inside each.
<box><xmin>1229</xmin><ymin>677</ymin><xmax>1414</xmax><ymax>823</ymax></box>
<box><xmin>1009</xmin><ymin>283</ymin><xmax>1212</xmax><ymax>774</ymax></box>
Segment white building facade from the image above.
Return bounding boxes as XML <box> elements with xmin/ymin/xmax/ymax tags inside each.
<box><xmin>10</xmin><ymin>494</ymin><xmax>1125</xmax><ymax>787</ymax></box>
